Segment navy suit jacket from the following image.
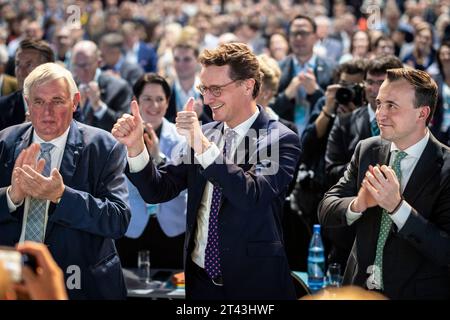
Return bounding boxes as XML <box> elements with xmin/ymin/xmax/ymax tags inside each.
<box><xmin>325</xmin><ymin>106</ymin><xmax>372</xmax><ymax>186</ymax></box>
<box><xmin>137</xmin><ymin>41</ymin><xmax>158</xmax><ymax>73</ymax></box>
<box><xmin>0</xmin><ymin>120</ymin><xmax>131</xmax><ymax>299</ymax></box>
<box><xmin>127</xmin><ymin>108</ymin><xmax>301</xmax><ymax>299</ymax></box>
<box><xmin>319</xmin><ymin>135</ymin><xmax>450</xmax><ymax>299</ymax></box>
<box><xmin>0</xmin><ymin>90</ymin><xmax>26</xmax><ymax>131</ymax></box>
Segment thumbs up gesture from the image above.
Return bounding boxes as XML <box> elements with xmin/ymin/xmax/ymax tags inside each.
<box><xmin>176</xmin><ymin>97</ymin><xmax>211</xmax><ymax>154</ymax></box>
<box><xmin>111</xmin><ymin>100</ymin><xmax>146</xmax><ymax>157</ymax></box>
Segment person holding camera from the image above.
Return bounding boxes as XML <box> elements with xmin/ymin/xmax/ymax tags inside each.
<box><xmin>326</xmin><ymin>55</ymin><xmax>404</xmax><ymax>187</ymax></box>
<box><xmin>298</xmin><ymin>59</ymin><xmax>367</xmax><ymax>228</ymax></box>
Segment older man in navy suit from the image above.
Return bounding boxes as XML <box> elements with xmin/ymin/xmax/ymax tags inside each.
<box><xmin>113</xmin><ymin>43</ymin><xmax>301</xmax><ymax>299</ymax></box>
<box><xmin>0</xmin><ymin>63</ymin><xmax>130</xmax><ymax>299</ymax></box>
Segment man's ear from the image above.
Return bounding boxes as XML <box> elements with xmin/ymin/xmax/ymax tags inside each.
<box><xmin>72</xmin><ymin>92</ymin><xmax>81</xmax><ymax>111</ymax></box>
<box><xmin>419</xmin><ymin>106</ymin><xmax>431</xmax><ymax>122</ymax></box>
<box><xmin>244</xmin><ymin>78</ymin><xmax>256</xmax><ymax>96</ymax></box>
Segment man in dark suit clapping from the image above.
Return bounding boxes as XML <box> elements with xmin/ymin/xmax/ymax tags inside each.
<box><xmin>319</xmin><ymin>68</ymin><xmax>450</xmax><ymax>299</ymax></box>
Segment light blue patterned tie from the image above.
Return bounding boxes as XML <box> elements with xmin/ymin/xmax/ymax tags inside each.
<box><xmin>24</xmin><ymin>143</ymin><xmax>54</xmax><ymax>242</ymax></box>
<box><xmin>373</xmin><ymin>150</ymin><xmax>407</xmax><ymax>289</ymax></box>
<box><xmin>204</xmin><ymin>128</ymin><xmax>236</xmax><ymax>279</ymax></box>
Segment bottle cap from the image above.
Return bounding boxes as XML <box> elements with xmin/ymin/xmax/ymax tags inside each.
<box><xmin>313</xmin><ymin>224</ymin><xmax>321</xmax><ymax>232</ymax></box>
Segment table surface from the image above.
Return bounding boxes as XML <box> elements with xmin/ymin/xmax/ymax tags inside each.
<box><xmin>124</xmin><ymin>268</ymin><xmax>185</xmax><ymax>299</ymax></box>
<box><xmin>124</xmin><ymin>268</ymin><xmax>309</xmax><ymax>299</ymax></box>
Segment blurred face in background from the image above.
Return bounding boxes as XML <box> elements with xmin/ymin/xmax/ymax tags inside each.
<box><xmin>269</xmin><ymin>33</ymin><xmax>289</xmax><ymax>61</ymax></box>
<box><xmin>54</xmin><ymin>26</ymin><xmax>72</xmax><ymax>56</ymax></box>
<box><xmin>173</xmin><ymin>47</ymin><xmax>198</xmax><ymax>81</ymax></box>
<box><xmin>364</xmin><ymin>72</ymin><xmax>387</xmax><ymax>110</ymax></box>
<box><xmin>351</xmin><ymin>31</ymin><xmax>370</xmax><ymax>57</ymax></box>
<box><xmin>15</xmin><ymin>49</ymin><xmax>43</xmax><ymax>90</ymax></box>
<box><xmin>375</xmin><ymin>39</ymin><xmax>395</xmax><ymax>55</ymax></box>
<box><xmin>289</xmin><ymin>18</ymin><xmax>317</xmax><ymax>59</ymax></box>
<box><xmin>138</xmin><ymin>83</ymin><xmax>168</xmax><ymax>130</ymax></box>
<box><xmin>72</xmin><ymin>51</ymin><xmax>98</xmax><ymax>84</ymax></box>
<box><xmin>439</xmin><ymin>44</ymin><xmax>450</xmax><ymax>68</ymax></box>
<box><xmin>416</xmin><ymin>28</ymin><xmax>433</xmax><ymax>54</ymax></box>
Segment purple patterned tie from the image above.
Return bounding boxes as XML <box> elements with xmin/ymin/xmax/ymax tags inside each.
<box><xmin>204</xmin><ymin>128</ymin><xmax>236</xmax><ymax>279</ymax></box>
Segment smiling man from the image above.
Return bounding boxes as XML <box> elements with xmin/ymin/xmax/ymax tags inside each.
<box><xmin>319</xmin><ymin>68</ymin><xmax>450</xmax><ymax>299</ymax></box>
<box><xmin>113</xmin><ymin>43</ymin><xmax>301</xmax><ymax>299</ymax></box>
<box><xmin>0</xmin><ymin>63</ymin><xmax>130</xmax><ymax>299</ymax></box>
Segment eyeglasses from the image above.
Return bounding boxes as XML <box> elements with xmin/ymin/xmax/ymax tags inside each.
<box><xmin>290</xmin><ymin>30</ymin><xmax>313</xmax><ymax>38</ymax></box>
<box><xmin>196</xmin><ymin>79</ymin><xmax>239</xmax><ymax>97</ymax></box>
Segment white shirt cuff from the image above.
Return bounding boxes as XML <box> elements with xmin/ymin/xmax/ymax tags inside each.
<box><xmin>128</xmin><ymin>149</ymin><xmax>150</xmax><ymax>173</ymax></box>
<box><xmin>194</xmin><ymin>143</ymin><xmax>220</xmax><ymax>169</ymax></box>
<box><xmin>388</xmin><ymin>200</ymin><xmax>411</xmax><ymax>231</ymax></box>
<box><xmin>6</xmin><ymin>186</ymin><xmax>23</xmax><ymax>212</ymax></box>
<box><xmin>346</xmin><ymin>199</ymin><xmax>363</xmax><ymax>225</ymax></box>
<box><xmin>93</xmin><ymin>102</ymin><xmax>108</xmax><ymax>119</ymax></box>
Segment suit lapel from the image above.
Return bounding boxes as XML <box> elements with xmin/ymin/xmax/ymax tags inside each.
<box><xmin>59</xmin><ymin>121</ymin><xmax>84</xmax><ymax>187</ymax></box>
<box><xmin>403</xmin><ymin>135</ymin><xmax>442</xmax><ymax>205</ymax></box>
<box><xmin>356</xmin><ymin>108</ymin><xmax>371</xmax><ymax>139</ymax></box>
<box><xmin>374</xmin><ymin>138</ymin><xmax>391</xmax><ymax>166</ymax></box>
<box><xmin>13</xmin><ymin>125</ymin><xmax>33</xmax><ymax>162</ymax></box>
<box><xmin>46</xmin><ymin>121</ymin><xmax>83</xmax><ymax>237</ymax></box>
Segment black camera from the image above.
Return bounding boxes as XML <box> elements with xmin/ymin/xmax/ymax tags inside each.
<box><xmin>335</xmin><ymin>83</ymin><xmax>365</xmax><ymax>106</ymax></box>
<box><xmin>0</xmin><ymin>246</ymin><xmax>37</xmax><ymax>282</ymax></box>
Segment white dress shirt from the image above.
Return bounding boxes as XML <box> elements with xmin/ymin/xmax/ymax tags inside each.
<box><xmin>6</xmin><ymin>127</ymin><xmax>70</xmax><ymax>242</ymax></box>
<box><xmin>346</xmin><ymin>130</ymin><xmax>430</xmax><ymax>230</ymax></box>
<box><xmin>128</xmin><ymin>109</ymin><xmax>260</xmax><ymax>268</ymax></box>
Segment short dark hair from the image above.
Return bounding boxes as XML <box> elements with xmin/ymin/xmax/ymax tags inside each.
<box><xmin>386</xmin><ymin>68</ymin><xmax>438</xmax><ymax>125</ymax></box>
<box><xmin>288</xmin><ymin>15</ymin><xmax>317</xmax><ymax>34</ymax></box>
<box><xmin>198</xmin><ymin>42</ymin><xmax>261</xmax><ymax>98</ymax></box>
<box><xmin>17</xmin><ymin>39</ymin><xmax>55</xmax><ymax>63</ymax></box>
<box><xmin>133</xmin><ymin>73</ymin><xmax>171</xmax><ymax>100</ymax></box>
<box><xmin>373</xmin><ymin>35</ymin><xmax>394</xmax><ymax>49</ymax></box>
<box><xmin>366</xmin><ymin>55</ymin><xmax>403</xmax><ymax>76</ymax></box>
<box><xmin>437</xmin><ymin>41</ymin><xmax>450</xmax><ymax>81</ymax></box>
<box><xmin>333</xmin><ymin>58</ymin><xmax>367</xmax><ymax>83</ymax></box>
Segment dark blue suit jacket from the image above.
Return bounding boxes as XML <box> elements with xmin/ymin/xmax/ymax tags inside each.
<box><xmin>319</xmin><ymin>135</ymin><xmax>450</xmax><ymax>299</ymax></box>
<box><xmin>0</xmin><ymin>120</ymin><xmax>131</xmax><ymax>299</ymax></box>
<box><xmin>137</xmin><ymin>41</ymin><xmax>158</xmax><ymax>73</ymax></box>
<box><xmin>127</xmin><ymin>108</ymin><xmax>301</xmax><ymax>299</ymax></box>
<box><xmin>0</xmin><ymin>90</ymin><xmax>26</xmax><ymax>131</ymax></box>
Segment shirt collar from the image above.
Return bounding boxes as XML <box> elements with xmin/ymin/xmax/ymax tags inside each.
<box><xmin>94</xmin><ymin>68</ymin><xmax>102</xmax><ymax>82</ymax></box>
<box><xmin>293</xmin><ymin>54</ymin><xmax>317</xmax><ymax>71</ymax></box>
<box><xmin>223</xmin><ymin>108</ymin><xmax>260</xmax><ymax>140</ymax></box>
<box><xmin>112</xmin><ymin>56</ymin><xmax>125</xmax><ymax>72</ymax></box>
<box><xmin>390</xmin><ymin>129</ymin><xmax>430</xmax><ymax>159</ymax></box>
<box><xmin>32</xmin><ymin>125</ymin><xmax>70</xmax><ymax>152</ymax></box>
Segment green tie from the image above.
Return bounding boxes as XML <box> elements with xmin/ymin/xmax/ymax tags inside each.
<box><xmin>370</xmin><ymin>119</ymin><xmax>380</xmax><ymax>136</ymax></box>
<box><xmin>373</xmin><ymin>150</ymin><xmax>407</xmax><ymax>290</ymax></box>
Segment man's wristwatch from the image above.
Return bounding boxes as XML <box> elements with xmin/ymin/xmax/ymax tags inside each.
<box><xmin>322</xmin><ymin>109</ymin><xmax>336</xmax><ymax>119</ymax></box>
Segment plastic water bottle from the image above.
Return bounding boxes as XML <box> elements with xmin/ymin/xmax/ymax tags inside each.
<box><xmin>308</xmin><ymin>224</ymin><xmax>325</xmax><ymax>292</ymax></box>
